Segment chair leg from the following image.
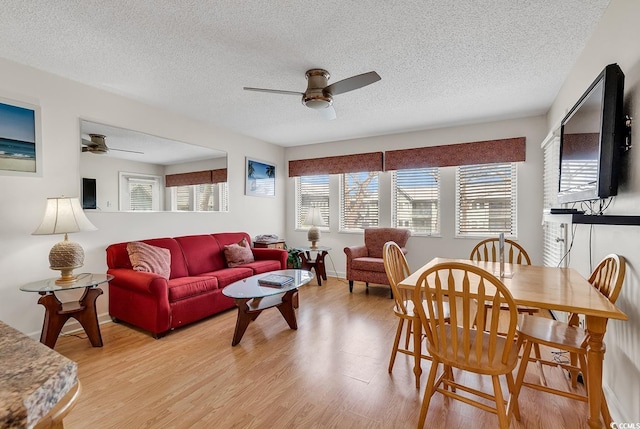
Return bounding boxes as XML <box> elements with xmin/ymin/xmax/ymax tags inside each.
<box><xmin>569</xmin><ymin>351</ymin><xmax>580</xmax><ymax>388</ymax></box>
<box><xmin>412</xmin><ymin>317</ymin><xmax>421</xmax><ymax>389</ymax></box>
<box><xmin>492</xmin><ymin>375</ymin><xmax>510</xmax><ymax>429</ymax></box>
<box><xmin>418</xmin><ymin>360</ymin><xmax>439</xmax><ymax>429</ymax></box>
<box><xmin>348</xmin><ymin>280</ymin><xmax>353</xmax><ymax>293</ymax></box>
<box><xmin>512</xmin><ymin>340</ymin><xmax>533</xmax><ymax>420</ymax></box>
<box><xmin>506</xmin><ymin>371</ymin><xmax>520</xmax><ymax>422</ymax></box>
<box><xmin>405</xmin><ymin>320</ymin><xmax>413</xmax><ymax>350</ymax></box>
<box><xmin>388</xmin><ymin>318</ymin><xmax>404</xmax><ymax>373</ymax></box>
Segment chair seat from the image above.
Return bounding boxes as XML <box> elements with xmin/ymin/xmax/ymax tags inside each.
<box><xmin>517</xmin><ymin>314</ymin><xmax>586</xmax><ymax>353</ymax></box>
<box><xmin>428</xmin><ymin>324</ymin><xmax>521</xmax><ymax>376</ymax></box>
<box><xmin>395</xmin><ymin>300</ymin><xmax>450</xmax><ymax>320</ymax></box>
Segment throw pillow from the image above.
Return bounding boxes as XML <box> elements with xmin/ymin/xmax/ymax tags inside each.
<box><xmin>126</xmin><ymin>241</ymin><xmax>171</xmax><ymax>279</ymax></box>
<box><xmin>224</xmin><ymin>238</ymin><xmax>255</xmax><ymax>267</ymax></box>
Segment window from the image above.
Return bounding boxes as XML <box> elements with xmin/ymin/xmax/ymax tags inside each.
<box><xmin>295</xmin><ymin>175</ymin><xmax>330</xmax><ymax>229</ymax></box>
<box><xmin>172</xmin><ymin>183</ymin><xmax>229</xmax><ymax>212</ymax></box>
<box><xmin>392</xmin><ymin>168</ymin><xmax>440</xmax><ymax>234</ymax></box>
<box><xmin>119</xmin><ymin>172</ymin><xmax>162</xmax><ymax>211</ymax></box>
<box><xmin>542</xmin><ymin>134</ymin><xmax>566</xmax><ymax>268</ymax></box>
<box><xmin>340</xmin><ymin>172</ymin><xmax>379</xmax><ymax>231</ymax></box>
<box><xmin>455</xmin><ymin>163</ymin><xmax>516</xmax><ymax>237</ymax></box>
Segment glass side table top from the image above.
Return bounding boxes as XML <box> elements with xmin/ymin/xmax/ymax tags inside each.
<box><xmin>222</xmin><ymin>269</ymin><xmax>314</xmax><ymax>299</ymax></box>
<box><xmin>20</xmin><ymin>273</ymin><xmax>114</xmax><ymax>293</ymax></box>
<box><xmin>297</xmin><ymin>246</ymin><xmax>331</xmax><ymax>252</ymax></box>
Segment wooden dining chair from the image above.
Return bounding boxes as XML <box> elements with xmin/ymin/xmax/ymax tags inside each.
<box><xmin>413</xmin><ymin>262</ymin><xmax>523</xmax><ymax>429</ymax></box>
<box><xmin>512</xmin><ymin>254</ymin><xmax>626</xmax><ymax>427</ymax></box>
<box><xmin>383</xmin><ymin>241</ymin><xmax>451</xmax><ymax>389</ymax></box>
<box><xmin>469</xmin><ymin>238</ymin><xmax>539</xmax><ymax>332</ymax></box>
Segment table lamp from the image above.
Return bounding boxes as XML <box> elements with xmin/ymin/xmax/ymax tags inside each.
<box><xmin>303</xmin><ymin>206</ymin><xmax>326</xmax><ymax>250</ymax></box>
<box><xmin>32</xmin><ymin>197</ymin><xmax>97</xmax><ymax>285</ymax></box>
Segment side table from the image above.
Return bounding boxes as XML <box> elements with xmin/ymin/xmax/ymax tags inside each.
<box><xmin>20</xmin><ymin>273</ymin><xmax>113</xmax><ymax>349</ymax></box>
<box><xmin>253</xmin><ymin>239</ymin><xmax>286</xmax><ymax>249</ymax></box>
<box><xmin>297</xmin><ymin>246</ymin><xmax>331</xmax><ymax>286</ymax></box>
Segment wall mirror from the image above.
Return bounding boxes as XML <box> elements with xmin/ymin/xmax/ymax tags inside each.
<box><xmin>79</xmin><ymin>120</ymin><xmax>228</xmax><ymax>212</ymax></box>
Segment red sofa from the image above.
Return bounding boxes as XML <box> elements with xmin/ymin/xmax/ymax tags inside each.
<box><xmin>106</xmin><ymin>232</ymin><xmax>287</xmax><ymax>337</ymax></box>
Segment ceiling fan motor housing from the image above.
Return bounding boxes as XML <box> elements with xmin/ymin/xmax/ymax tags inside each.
<box><xmin>303</xmin><ymin>69</ymin><xmax>333</xmax><ymax>109</ymax></box>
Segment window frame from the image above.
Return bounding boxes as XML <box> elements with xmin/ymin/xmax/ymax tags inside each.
<box><xmin>295</xmin><ymin>175</ymin><xmax>330</xmax><ymax>231</ymax></box>
<box><xmin>392</xmin><ymin>167</ymin><xmax>440</xmax><ymax>235</ymax></box>
<box><xmin>339</xmin><ymin>171</ymin><xmax>379</xmax><ymax>232</ymax></box>
<box><xmin>455</xmin><ymin>162</ymin><xmax>517</xmax><ymax>238</ymax></box>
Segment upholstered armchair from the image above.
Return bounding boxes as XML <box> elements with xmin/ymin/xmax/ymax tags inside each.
<box><xmin>344</xmin><ymin>228</ymin><xmax>411</xmax><ymax>296</ymax></box>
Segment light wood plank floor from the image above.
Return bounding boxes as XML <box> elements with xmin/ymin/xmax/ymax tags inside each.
<box><xmin>55</xmin><ymin>277</ymin><xmax>593</xmax><ymax>428</ymax></box>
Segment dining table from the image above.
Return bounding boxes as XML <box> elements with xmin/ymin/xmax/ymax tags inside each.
<box><xmin>398</xmin><ymin>257</ymin><xmax>628</xmax><ymax>429</ymax></box>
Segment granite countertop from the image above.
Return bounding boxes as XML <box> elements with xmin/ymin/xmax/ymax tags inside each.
<box><xmin>0</xmin><ymin>321</ymin><xmax>78</xmax><ymax>429</ymax></box>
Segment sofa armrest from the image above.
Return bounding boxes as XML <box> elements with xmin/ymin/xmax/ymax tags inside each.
<box><xmin>343</xmin><ymin>245</ymin><xmax>368</xmax><ymax>259</ymax></box>
<box><xmin>252</xmin><ymin>248</ymin><xmax>288</xmax><ymax>269</ymax></box>
<box><xmin>107</xmin><ymin>268</ymin><xmax>169</xmax><ymax>297</ymax></box>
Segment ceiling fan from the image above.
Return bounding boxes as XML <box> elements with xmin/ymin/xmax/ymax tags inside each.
<box><xmin>243</xmin><ymin>69</ymin><xmax>381</xmax><ymax>120</ymax></box>
<box><xmin>81</xmin><ymin>134</ymin><xmax>144</xmax><ymax>155</ymax></box>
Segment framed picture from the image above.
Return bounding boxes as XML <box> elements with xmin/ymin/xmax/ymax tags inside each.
<box><xmin>245</xmin><ymin>157</ymin><xmax>276</xmax><ymax>197</ymax></box>
<box><xmin>0</xmin><ymin>97</ymin><xmax>42</xmax><ymax>176</ymax></box>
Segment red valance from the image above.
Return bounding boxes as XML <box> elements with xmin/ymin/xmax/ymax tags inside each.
<box><xmin>288</xmin><ymin>152</ymin><xmax>383</xmax><ymax>177</ymax></box>
<box><xmin>165</xmin><ymin>168</ymin><xmax>227</xmax><ymax>187</ymax></box>
<box><xmin>384</xmin><ymin>137</ymin><xmax>526</xmax><ymax>171</ymax></box>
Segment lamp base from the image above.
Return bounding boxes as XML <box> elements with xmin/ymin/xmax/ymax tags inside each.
<box><xmin>307</xmin><ymin>226</ymin><xmax>320</xmax><ymax>250</ymax></box>
<box><xmin>49</xmin><ymin>234</ymin><xmax>85</xmax><ymax>285</ymax></box>
<box><xmin>52</xmin><ymin>267</ymin><xmax>81</xmax><ymax>285</ymax></box>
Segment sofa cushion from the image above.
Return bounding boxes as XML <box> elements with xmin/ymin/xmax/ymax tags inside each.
<box><xmin>352</xmin><ymin>257</ymin><xmax>386</xmax><ymax>273</ymax></box>
<box><xmin>198</xmin><ymin>267</ymin><xmax>254</xmax><ymax>288</ymax></box>
<box><xmin>175</xmin><ymin>234</ymin><xmax>225</xmax><ymax>275</ymax></box>
<box><xmin>107</xmin><ymin>238</ymin><xmax>189</xmax><ymax>279</ymax></box>
<box><xmin>242</xmin><ymin>259</ymin><xmax>282</xmax><ymax>274</ymax></box>
<box><xmin>126</xmin><ymin>241</ymin><xmax>172</xmax><ymax>279</ymax></box>
<box><xmin>223</xmin><ymin>238</ymin><xmax>255</xmax><ymax>267</ymax></box>
<box><xmin>167</xmin><ymin>276</ymin><xmax>219</xmax><ymax>302</ymax></box>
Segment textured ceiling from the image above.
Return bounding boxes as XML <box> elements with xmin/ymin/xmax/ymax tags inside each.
<box><xmin>0</xmin><ymin>1</ymin><xmax>610</xmax><ymax>147</ymax></box>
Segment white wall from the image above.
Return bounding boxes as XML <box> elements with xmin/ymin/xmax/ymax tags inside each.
<box><xmin>0</xmin><ymin>58</ymin><xmax>286</xmax><ymax>337</ymax></box>
<box><xmin>546</xmin><ymin>0</ymin><xmax>640</xmax><ymax>422</ymax></box>
<box><xmin>284</xmin><ymin>115</ymin><xmax>547</xmax><ymax>278</ymax></box>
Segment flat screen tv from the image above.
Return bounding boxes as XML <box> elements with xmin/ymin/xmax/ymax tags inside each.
<box><xmin>82</xmin><ymin>177</ymin><xmax>97</xmax><ymax>209</ymax></box>
<box><xmin>558</xmin><ymin>63</ymin><xmax>625</xmax><ymax>204</ymax></box>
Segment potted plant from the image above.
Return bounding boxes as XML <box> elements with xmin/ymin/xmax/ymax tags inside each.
<box><xmin>285</xmin><ymin>244</ymin><xmax>301</xmax><ymax>269</ymax></box>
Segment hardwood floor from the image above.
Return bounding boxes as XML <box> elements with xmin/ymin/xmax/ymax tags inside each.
<box><xmin>55</xmin><ymin>277</ymin><xmax>592</xmax><ymax>428</ymax></box>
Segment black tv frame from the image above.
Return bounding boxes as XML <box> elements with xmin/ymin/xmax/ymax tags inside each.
<box><xmin>558</xmin><ymin>63</ymin><xmax>625</xmax><ymax>204</ymax></box>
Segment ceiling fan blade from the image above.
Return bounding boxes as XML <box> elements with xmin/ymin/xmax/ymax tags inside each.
<box><xmin>111</xmin><ymin>148</ymin><xmax>144</xmax><ymax>154</ymax></box>
<box><xmin>318</xmin><ymin>105</ymin><xmax>336</xmax><ymax>120</ymax></box>
<box><xmin>243</xmin><ymin>87</ymin><xmax>304</xmax><ymax>96</ymax></box>
<box><xmin>325</xmin><ymin>71</ymin><xmax>381</xmax><ymax>96</ymax></box>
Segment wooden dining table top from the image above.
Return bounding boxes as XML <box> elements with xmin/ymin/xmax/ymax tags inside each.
<box><xmin>398</xmin><ymin>257</ymin><xmax>628</xmax><ymax>321</ymax></box>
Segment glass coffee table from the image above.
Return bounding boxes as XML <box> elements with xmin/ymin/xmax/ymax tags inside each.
<box><xmin>222</xmin><ymin>269</ymin><xmax>314</xmax><ymax>346</ymax></box>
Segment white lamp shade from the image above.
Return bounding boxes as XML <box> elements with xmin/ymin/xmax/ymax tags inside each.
<box><xmin>32</xmin><ymin>197</ymin><xmax>97</xmax><ymax>235</ymax></box>
<box><xmin>303</xmin><ymin>207</ymin><xmax>326</xmax><ymax>227</ymax></box>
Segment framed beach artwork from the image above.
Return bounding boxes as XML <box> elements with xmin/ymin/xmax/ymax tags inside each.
<box><xmin>0</xmin><ymin>97</ymin><xmax>42</xmax><ymax>176</ymax></box>
<box><xmin>245</xmin><ymin>157</ymin><xmax>276</xmax><ymax>197</ymax></box>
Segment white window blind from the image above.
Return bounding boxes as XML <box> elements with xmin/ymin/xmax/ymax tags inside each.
<box><xmin>392</xmin><ymin>168</ymin><xmax>440</xmax><ymax>234</ymax></box>
<box><xmin>295</xmin><ymin>175</ymin><xmax>330</xmax><ymax>229</ymax></box>
<box><xmin>340</xmin><ymin>172</ymin><xmax>379</xmax><ymax>231</ymax></box>
<box><xmin>119</xmin><ymin>173</ymin><xmax>161</xmax><ymax>211</ymax></box>
<box><xmin>173</xmin><ymin>183</ymin><xmax>229</xmax><ymax>212</ymax></box>
<box><xmin>455</xmin><ymin>163</ymin><xmax>516</xmax><ymax>237</ymax></box>
<box><xmin>543</xmin><ymin>134</ymin><xmax>566</xmax><ymax>267</ymax></box>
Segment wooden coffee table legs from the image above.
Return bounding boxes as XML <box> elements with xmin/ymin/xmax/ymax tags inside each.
<box><xmin>38</xmin><ymin>287</ymin><xmax>104</xmax><ymax>349</ymax></box>
<box><xmin>231</xmin><ymin>289</ymin><xmax>298</xmax><ymax>346</ymax></box>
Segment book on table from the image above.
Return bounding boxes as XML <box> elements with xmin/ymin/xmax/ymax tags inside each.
<box><xmin>258</xmin><ymin>274</ymin><xmax>295</xmax><ymax>288</ymax></box>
